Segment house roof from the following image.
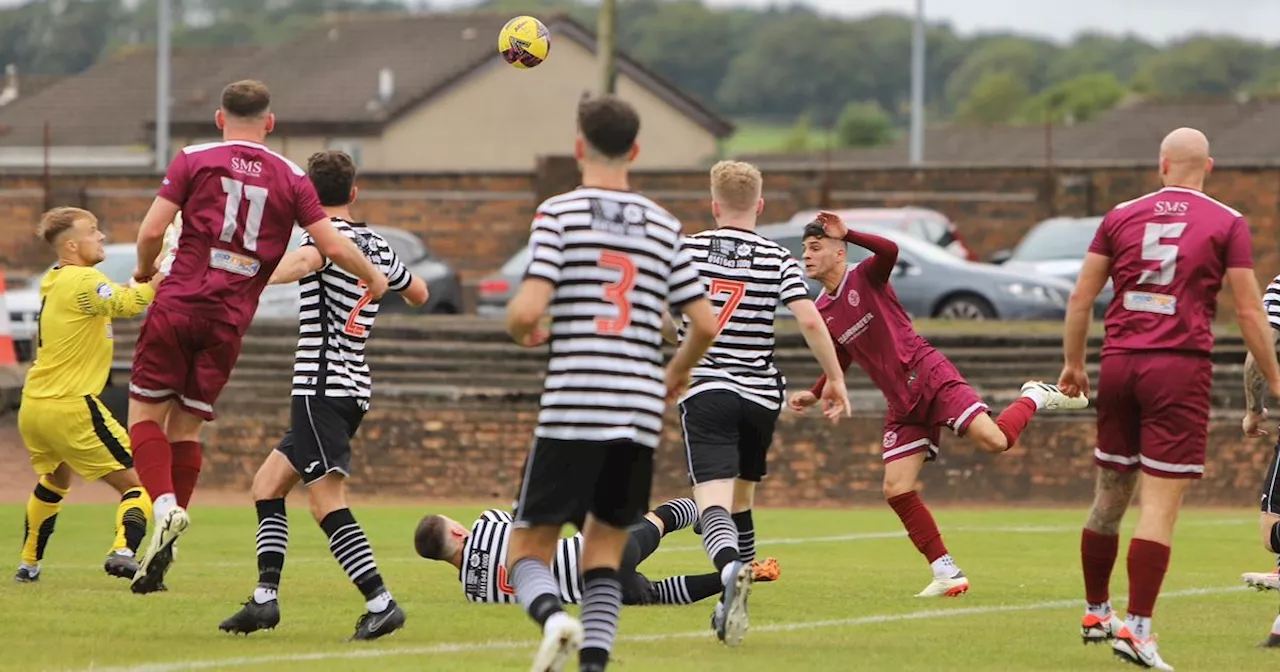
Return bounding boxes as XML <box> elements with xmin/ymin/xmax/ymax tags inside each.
<box><xmin>160</xmin><ymin>12</ymin><xmax>733</xmax><ymax>139</ymax></box>
<box><xmin>740</xmin><ymin>96</ymin><xmax>1280</xmax><ymax>168</ymax></box>
<box><xmin>0</xmin><ymin>46</ymin><xmax>261</xmax><ymax>147</ymax></box>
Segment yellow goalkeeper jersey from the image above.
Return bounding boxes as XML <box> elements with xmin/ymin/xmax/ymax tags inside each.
<box><xmin>22</xmin><ymin>265</ymin><xmax>155</xmax><ymax>400</ymax></box>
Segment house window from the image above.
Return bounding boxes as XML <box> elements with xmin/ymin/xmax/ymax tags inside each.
<box><xmin>327</xmin><ymin>139</ymin><xmax>363</xmax><ymax>167</ymax></box>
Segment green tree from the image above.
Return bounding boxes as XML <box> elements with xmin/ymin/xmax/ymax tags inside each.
<box><xmin>835</xmin><ymin>101</ymin><xmax>895</xmax><ymax>147</ymax></box>
<box><xmin>954</xmin><ymin>70</ymin><xmax>1030</xmax><ymax>124</ymax></box>
<box><xmin>782</xmin><ymin>112</ymin><xmax>813</xmax><ymax>152</ymax></box>
<box><xmin>1132</xmin><ymin>36</ymin><xmax>1266</xmax><ymax>96</ymax></box>
<box><xmin>944</xmin><ymin>36</ymin><xmax>1057</xmax><ymax>110</ymax></box>
<box><xmin>1018</xmin><ymin>72</ymin><xmax>1126</xmax><ymax>124</ymax></box>
<box><xmin>624</xmin><ymin>1</ymin><xmax>734</xmax><ymax>105</ymax></box>
<box><xmin>1047</xmin><ymin>33</ymin><xmax>1156</xmax><ymax>84</ymax></box>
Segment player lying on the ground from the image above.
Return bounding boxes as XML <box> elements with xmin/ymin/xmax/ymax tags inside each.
<box><xmin>1062</xmin><ymin>127</ymin><xmax>1280</xmax><ymax>669</ymax></box>
<box><xmin>667</xmin><ymin>160</ymin><xmax>850</xmax><ymax>647</ymax></box>
<box><xmin>14</xmin><ymin>207</ymin><xmax>166</xmax><ymax>585</ymax></box>
<box><xmin>127</xmin><ymin>80</ymin><xmax>388</xmax><ymax>595</ymax></box>
<box><xmin>1240</xmin><ymin>271</ymin><xmax>1280</xmax><ymax>648</ymax></box>
<box><xmin>414</xmin><ymin>498</ymin><xmax>779</xmax><ymax>606</ymax></box>
<box><xmin>216</xmin><ymin>150</ymin><xmax>427</xmax><ymax>641</ymax></box>
<box><xmin>791</xmin><ymin>211</ymin><xmax>1086</xmax><ymax>599</ymax></box>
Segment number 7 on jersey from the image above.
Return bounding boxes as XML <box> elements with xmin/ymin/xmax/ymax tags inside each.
<box><xmin>709</xmin><ymin>279</ymin><xmax>747</xmax><ymax>333</ymax></box>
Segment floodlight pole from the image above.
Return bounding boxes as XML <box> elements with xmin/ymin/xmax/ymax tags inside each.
<box><xmin>597</xmin><ymin>0</ymin><xmax>617</xmax><ymax>95</ymax></box>
<box><xmin>155</xmin><ymin>0</ymin><xmax>172</xmax><ymax>172</ymax></box>
<box><xmin>908</xmin><ymin>0</ymin><xmax>926</xmax><ymax>166</ymax></box>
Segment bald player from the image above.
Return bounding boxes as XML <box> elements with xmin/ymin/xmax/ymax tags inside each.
<box><xmin>1060</xmin><ymin>127</ymin><xmax>1280</xmax><ymax>669</ymax></box>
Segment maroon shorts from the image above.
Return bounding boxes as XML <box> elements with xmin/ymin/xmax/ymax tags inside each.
<box><xmin>882</xmin><ymin>354</ymin><xmax>989</xmax><ymax>464</ymax></box>
<box><xmin>1094</xmin><ymin>352</ymin><xmax>1212</xmax><ymax>479</ymax></box>
<box><xmin>129</xmin><ymin>305</ymin><xmax>244</xmax><ymax>421</ymax></box>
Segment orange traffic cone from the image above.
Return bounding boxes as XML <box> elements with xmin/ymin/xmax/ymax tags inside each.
<box><xmin>0</xmin><ymin>271</ymin><xmax>18</xmax><ymax>366</ymax></box>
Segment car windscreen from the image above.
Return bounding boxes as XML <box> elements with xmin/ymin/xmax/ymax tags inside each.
<box><xmin>1012</xmin><ymin>218</ymin><xmax>1101</xmax><ymax>262</ymax></box>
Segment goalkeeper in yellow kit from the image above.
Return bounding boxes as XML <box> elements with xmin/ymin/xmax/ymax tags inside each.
<box><xmin>15</xmin><ymin>207</ymin><xmax>165</xmax><ymax>584</ymax></box>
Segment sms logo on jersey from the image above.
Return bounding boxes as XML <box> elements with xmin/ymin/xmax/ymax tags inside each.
<box><xmin>847</xmin><ymin>289</ymin><xmax>860</xmax><ymax>307</ymax></box>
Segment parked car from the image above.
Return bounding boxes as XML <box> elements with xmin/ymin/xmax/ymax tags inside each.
<box><xmin>478</xmin><ymin>222</ymin><xmax>1071</xmax><ymax>321</ymax></box>
<box><xmin>477</xmin><ymin>245</ymin><xmax>531</xmax><ymax>317</ymax></box>
<box><xmin>9</xmin><ymin>226</ymin><xmax>461</xmax><ymax>361</ymax></box>
<box><xmin>988</xmin><ymin>216</ymin><xmax>1112</xmax><ymax>317</ymax></box>
<box><xmin>760</xmin><ymin>221</ymin><xmax>1073</xmax><ymax>320</ymax></box>
<box><xmin>786</xmin><ymin>207</ymin><xmax>977</xmax><ymax>261</ymax></box>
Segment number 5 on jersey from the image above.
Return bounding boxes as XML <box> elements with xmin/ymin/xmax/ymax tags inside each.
<box><xmin>596</xmin><ymin>251</ymin><xmax>637</xmax><ymax>336</ymax></box>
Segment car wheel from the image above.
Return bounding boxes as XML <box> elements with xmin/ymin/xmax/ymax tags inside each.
<box><xmin>429</xmin><ymin>303</ymin><xmax>458</xmax><ymax>315</ymax></box>
<box><xmin>933</xmin><ymin>293</ymin><xmax>996</xmax><ymax>320</ymax></box>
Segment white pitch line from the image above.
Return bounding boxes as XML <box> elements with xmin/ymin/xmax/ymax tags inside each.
<box><xmin>41</xmin><ymin>520</ymin><xmax>1251</xmax><ymax>571</ymax></box>
<box><xmin>74</xmin><ymin>585</ymin><xmax>1247</xmax><ymax>672</ymax></box>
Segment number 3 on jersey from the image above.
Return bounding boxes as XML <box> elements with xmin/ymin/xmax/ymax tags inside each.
<box><xmin>709</xmin><ymin>279</ymin><xmax>747</xmax><ymax>333</ymax></box>
<box><xmin>596</xmin><ymin>251</ymin><xmax>637</xmax><ymax>335</ymax></box>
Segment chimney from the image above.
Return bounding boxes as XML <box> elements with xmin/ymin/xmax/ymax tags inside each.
<box><xmin>0</xmin><ymin>64</ymin><xmax>17</xmax><ymax>107</ymax></box>
<box><xmin>377</xmin><ymin>68</ymin><xmax>394</xmax><ymax>107</ymax></box>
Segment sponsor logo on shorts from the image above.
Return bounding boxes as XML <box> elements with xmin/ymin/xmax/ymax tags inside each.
<box><xmin>209</xmin><ymin>249</ymin><xmax>261</xmax><ymax>277</ymax></box>
<box><xmin>848</xmin><ymin>289</ymin><xmax>860</xmax><ymax>307</ymax></box>
<box><xmin>96</xmin><ymin>282</ymin><xmax>114</xmax><ymax>299</ymax></box>
<box><xmin>883</xmin><ymin>431</ymin><xmax>898</xmax><ymax>448</ymax></box>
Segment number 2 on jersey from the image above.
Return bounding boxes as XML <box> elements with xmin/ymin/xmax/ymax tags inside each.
<box><xmin>596</xmin><ymin>251</ymin><xmax>637</xmax><ymax>335</ymax></box>
<box><xmin>344</xmin><ymin>281</ymin><xmax>373</xmax><ymax>337</ymax></box>
<box><xmin>1139</xmin><ymin>222</ymin><xmax>1186</xmax><ymax>286</ymax></box>
<box><xmin>220</xmin><ymin>177</ymin><xmax>269</xmax><ymax>252</ymax></box>
<box><xmin>709</xmin><ymin>279</ymin><xmax>747</xmax><ymax>333</ymax></box>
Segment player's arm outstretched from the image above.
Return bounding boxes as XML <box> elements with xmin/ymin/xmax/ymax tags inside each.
<box><xmin>74</xmin><ymin>268</ymin><xmax>161</xmax><ymax>319</ymax></box>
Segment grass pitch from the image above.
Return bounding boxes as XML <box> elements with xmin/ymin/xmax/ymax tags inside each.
<box><xmin>2</xmin><ymin>503</ymin><xmax>1276</xmax><ymax>671</ymax></box>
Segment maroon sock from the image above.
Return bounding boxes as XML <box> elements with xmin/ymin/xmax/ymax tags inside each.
<box><xmin>130</xmin><ymin>421</ymin><xmax>174</xmax><ymax>500</ymax></box>
<box><xmin>1081</xmin><ymin>529</ymin><xmax>1120</xmax><ymax>605</ymax></box>
<box><xmin>171</xmin><ymin>441</ymin><xmax>203</xmax><ymax>509</ymax></box>
<box><xmin>887</xmin><ymin>491</ymin><xmax>948</xmax><ymax>563</ymax></box>
<box><xmin>1127</xmin><ymin>538</ymin><xmax>1171</xmax><ymax>618</ymax></box>
<box><xmin>994</xmin><ymin>397</ymin><xmax>1038</xmax><ymax>449</ymax></box>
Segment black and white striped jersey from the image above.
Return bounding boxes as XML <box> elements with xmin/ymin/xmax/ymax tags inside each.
<box><xmin>1266</xmin><ymin>274</ymin><xmax>1280</xmax><ymax>331</ymax></box>
<box><xmin>460</xmin><ymin>509</ymin><xmax>584</xmax><ymax>604</ymax></box>
<box><xmin>525</xmin><ymin>187</ymin><xmax>706</xmax><ymax>449</ymax></box>
<box><xmin>291</xmin><ymin>218</ymin><xmax>412</xmax><ymax>408</ymax></box>
<box><xmin>677</xmin><ymin>227</ymin><xmax>811</xmax><ymax>409</ymax></box>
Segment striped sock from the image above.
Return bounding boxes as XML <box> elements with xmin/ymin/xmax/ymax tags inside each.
<box><xmin>112</xmin><ymin>487</ymin><xmax>151</xmax><ymax>555</ymax></box>
<box><xmin>654</xmin><ymin>573</ymin><xmax>723</xmax><ymax>605</ymax></box>
<box><xmin>21</xmin><ymin>476</ymin><xmax>67</xmax><ymax>566</ymax></box>
<box><xmin>653</xmin><ymin>498</ymin><xmax>698</xmax><ymax>533</ymax></box>
<box><xmin>732</xmin><ymin>510</ymin><xmax>756</xmax><ymax>563</ymax></box>
<box><xmin>579</xmin><ymin>567</ymin><xmax>623</xmax><ymax>671</ymax></box>
<box><xmin>254</xmin><ymin>498</ymin><xmax>288</xmax><ymax>602</ymax></box>
<box><xmin>699</xmin><ymin>506</ymin><xmax>740</xmax><ymax>571</ymax></box>
<box><xmin>511</xmin><ymin>557</ymin><xmax>564</xmax><ymax>626</ymax></box>
<box><xmin>320</xmin><ymin>508</ymin><xmax>392</xmax><ymax>612</ymax></box>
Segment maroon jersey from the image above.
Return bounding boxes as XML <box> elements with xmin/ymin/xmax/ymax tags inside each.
<box><xmin>816</xmin><ymin>263</ymin><xmax>934</xmax><ymax>415</ymax></box>
<box><xmin>1090</xmin><ymin>186</ymin><xmax>1254</xmax><ymax>357</ymax></box>
<box><xmin>155</xmin><ymin>140</ymin><xmax>328</xmax><ymax>333</ymax></box>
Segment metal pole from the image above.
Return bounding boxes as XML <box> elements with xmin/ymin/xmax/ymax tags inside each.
<box><xmin>155</xmin><ymin>0</ymin><xmax>171</xmax><ymax>172</ymax></box>
<box><xmin>597</xmin><ymin>0</ymin><xmax>617</xmax><ymax>95</ymax></box>
<box><xmin>908</xmin><ymin>0</ymin><xmax>925</xmax><ymax>166</ymax></box>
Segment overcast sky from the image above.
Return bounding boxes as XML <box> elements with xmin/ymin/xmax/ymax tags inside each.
<box><xmin>1</xmin><ymin>0</ymin><xmax>1277</xmax><ymax>45</ymax></box>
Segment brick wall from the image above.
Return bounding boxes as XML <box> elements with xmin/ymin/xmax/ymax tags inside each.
<box><xmin>5</xmin><ymin>163</ymin><xmax>1278</xmax><ymax>291</ymax></box>
<box><xmin>199</xmin><ymin>394</ymin><xmax>1267</xmax><ymax>507</ymax></box>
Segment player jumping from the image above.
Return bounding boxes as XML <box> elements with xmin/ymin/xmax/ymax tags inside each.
<box><xmin>216</xmin><ymin>150</ymin><xmax>427</xmax><ymax>639</ymax></box>
<box><xmin>790</xmin><ymin>211</ymin><xmax>1086</xmax><ymax>598</ymax></box>
<box><xmin>414</xmin><ymin>498</ymin><xmax>778</xmax><ymax>607</ymax></box>
<box><xmin>127</xmin><ymin>80</ymin><xmax>388</xmax><ymax>594</ymax></box>
<box><xmin>504</xmin><ymin>95</ymin><xmax>718</xmax><ymax>672</ymax></box>
<box><xmin>1242</xmin><ymin>271</ymin><xmax>1280</xmax><ymax>647</ymax></box>
<box><xmin>1062</xmin><ymin>127</ymin><xmax>1280</xmax><ymax>669</ymax></box>
<box><xmin>14</xmin><ymin>207</ymin><xmax>162</xmax><ymax>584</ymax></box>
<box><xmin>670</xmin><ymin>160</ymin><xmax>850</xmax><ymax>646</ymax></box>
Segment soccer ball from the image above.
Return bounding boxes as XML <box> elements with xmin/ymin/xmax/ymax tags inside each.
<box><xmin>498</xmin><ymin>16</ymin><xmax>551</xmax><ymax>69</ymax></box>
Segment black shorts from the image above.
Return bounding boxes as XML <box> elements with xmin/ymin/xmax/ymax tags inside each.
<box><xmin>679</xmin><ymin>390</ymin><xmax>778</xmax><ymax>485</ymax></box>
<box><xmin>514</xmin><ymin>437</ymin><xmax>653</xmax><ymax>529</ymax></box>
<box><xmin>1263</xmin><ymin>441</ymin><xmax>1280</xmax><ymax>516</ymax></box>
<box><xmin>275</xmin><ymin>395</ymin><xmax>365</xmax><ymax>486</ymax></box>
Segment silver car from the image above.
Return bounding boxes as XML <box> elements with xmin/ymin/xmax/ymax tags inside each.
<box><xmin>478</xmin><ymin>223</ymin><xmax>1072</xmax><ymax>321</ymax></box>
<box><xmin>991</xmin><ymin>216</ymin><xmax>1113</xmax><ymax>317</ymax></box>
<box><xmin>761</xmin><ymin>222</ymin><xmax>1073</xmax><ymax>320</ymax></box>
